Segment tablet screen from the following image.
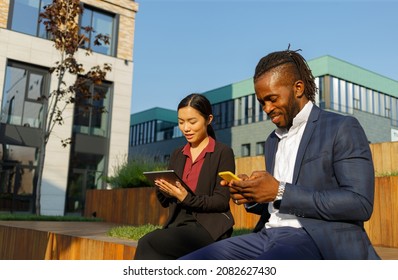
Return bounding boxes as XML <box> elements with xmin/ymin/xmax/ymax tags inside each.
<box><xmin>143</xmin><ymin>170</ymin><xmax>192</xmax><ymax>192</ymax></box>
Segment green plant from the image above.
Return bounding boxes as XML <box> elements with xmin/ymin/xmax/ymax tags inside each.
<box><xmin>106</xmin><ymin>155</ymin><xmax>167</xmax><ymax>188</ymax></box>
<box><xmin>107</xmin><ymin>224</ymin><xmax>252</xmax><ymax>241</ymax></box>
<box><xmin>375</xmin><ymin>171</ymin><xmax>398</xmax><ymax>177</ymax></box>
<box><xmin>107</xmin><ymin>224</ymin><xmax>161</xmax><ymax>240</ymax></box>
<box><xmin>231</xmin><ymin>228</ymin><xmax>253</xmax><ymax>236</ymax></box>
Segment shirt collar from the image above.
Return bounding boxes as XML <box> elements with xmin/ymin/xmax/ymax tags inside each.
<box><xmin>275</xmin><ymin>101</ymin><xmax>313</xmax><ymax>139</ymax></box>
<box><xmin>182</xmin><ymin>136</ymin><xmax>215</xmax><ymax>156</ymax></box>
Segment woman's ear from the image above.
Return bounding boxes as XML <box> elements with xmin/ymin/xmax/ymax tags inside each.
<box><xmin>208</xmin><ymin>114</ymin><xmax>214</xmax><ymax>125</ymax></box>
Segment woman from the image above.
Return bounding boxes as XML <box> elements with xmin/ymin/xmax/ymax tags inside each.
<box><xmin>134</xmin><ymin>93</ymin><xmax>235</xmax><ymax>260</ymax></box>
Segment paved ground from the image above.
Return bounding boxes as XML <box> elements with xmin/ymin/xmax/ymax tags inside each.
<box><xmin>1</xmin><ymin>221</ymin><xmax>396</xmax><ymax>260</ymax></box>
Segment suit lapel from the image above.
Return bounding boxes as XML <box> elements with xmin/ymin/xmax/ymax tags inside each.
<box><xmin>292</xmin><ymin>105</ymin><xmax>321</xmax><ymax>183</ymax></box>
<box><xmin>173</xmin><ymin>148</ymin><xmax>186</xmax><ymax>177</ymax></box>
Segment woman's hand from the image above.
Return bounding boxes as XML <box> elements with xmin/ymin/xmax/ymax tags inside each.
<box><xmin>155</xmin><ymin>179</ymin><xmax>188</xmax><ymax>202</ymax></box>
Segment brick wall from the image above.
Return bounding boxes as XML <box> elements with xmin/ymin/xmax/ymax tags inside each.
<box><xmin>0</xmin><ymin>0</ymin><xmax>9</xmax><ymax>28</ymax></box>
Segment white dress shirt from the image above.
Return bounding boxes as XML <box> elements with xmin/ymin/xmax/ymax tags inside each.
<box><xmin>265</xmin><ymin>101</ymin><xmax>313</xmax><ymax>228</ymax></box>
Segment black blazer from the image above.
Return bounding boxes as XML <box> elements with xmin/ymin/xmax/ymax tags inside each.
<box><xmin>250</xmin><ymin>105</ymin><xmax>380</xmax><ymax>259</ymax></box>
<box><xmin>156</xmin><ymin>141</ymin><xmax>235</xmax><ymax>240</ymax></box>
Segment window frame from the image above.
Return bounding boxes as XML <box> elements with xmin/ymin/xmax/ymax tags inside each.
<box><xmin>73</xmin><ymin>80</ymin><xmax>113</xmax><ymax>137</ymax></box>
<box><xmin>1</xmin><ymin>60</ymin><xmax>50</xmax><ymax>129</ymax></box>
<box><xmin>241</xmin><ymin>143</ymin><xmax>251</xmax><ymax>157</ymax></box>
<box><xmin>8</xmin><ymin>0</ymin><xmax>52</xmax><ymax>39</ymax></box>
<box><xmin>79</xmin><ymin>4</ymin><xmax>118</xmax><ymax>57</ymax></box>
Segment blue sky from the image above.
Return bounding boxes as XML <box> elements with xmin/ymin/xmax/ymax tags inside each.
<box><xmin>130</xmin><ymin>0</ymin><xmax>398</xmax><ymax>113</ymax></box>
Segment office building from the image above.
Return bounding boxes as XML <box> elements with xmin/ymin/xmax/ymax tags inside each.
<box><xmin>129</xmin><ymin>55</ymin><xmax>398</xmax><ymax>160</ymax></box>
<box><xmin>0</xmin><ymin>0</ymin><xmax>138</xmax><ymax>215</ymax></box>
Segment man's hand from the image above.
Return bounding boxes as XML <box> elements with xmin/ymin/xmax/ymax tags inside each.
<box><xmin>228</xmin><ymin>171</ymin><xmax>279</xmax><ymax>205</ymax></box>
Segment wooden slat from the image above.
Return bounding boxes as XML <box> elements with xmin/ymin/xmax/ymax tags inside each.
<box><xmin>370</xmin><ymin>142</ymin><xmax>398</xmax><ymax>175</ymax></box>
<box><xmin>235</xmin><ymin>155</ymin><xmax>266</xmax><ymax>175</ymax></box>
<box><xmin>364</xmin><ymin>176</ymin><xmax>398</xmax><ymax>247</ymax></box>
<box><xmin>0</xmin><ymin>222</ymin><xmax>136</xmax><ymax>260</ymax></box>
<box><xmin>391</xmin><ymin>176</ymin><xmax>398</xmax><ymax>248</ymax></box>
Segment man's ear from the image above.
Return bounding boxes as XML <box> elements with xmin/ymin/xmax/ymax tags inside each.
<box><xmin>294</xmin><ymin>80</ymin><xmax>305</xmax><ymax>98</ymax></box>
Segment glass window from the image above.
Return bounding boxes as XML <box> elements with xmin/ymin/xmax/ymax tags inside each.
<box><xmin>80</xmin><ymin>5</ymin><xmax>116</xmax><ymax>56</ymax></box>
<box><xmin>392</xmin><ymin>98</ymin><xmax>398</xmax><ymax>127</ymax></box>
<box><xmin>315</xmin><ymin>77</ymin><xmax>322</xmax><ymax>106</ymax></box>
<box><xmin>73</xmin><ymin>81</ymin><xmax>112</xmax><ymax>137</ymax></box>
<box><xmin>9</xmin><ymin>0</ymin><xmax>52</xmax><ymax>38</ymax></box>
<box><xmin>346</xmin><ymin>82</ymin><xmax>353</xmax><ymax>114</ymax></box>
<box><xmin>0</xmin><ymin>144</ymin><xmax>38</xmax><ymax>212</ymax></box>
<box><xmin>226</xmin><ymin>100</ymin><xmax>235</xmax><ymax>127</ymax></box>
<box><xmin>212</xmin><ymin>103</ymin><xmax>221</xmax><ymax>129</ymax></box>
<box><xmin>339</xmin><ymin>80</ymin><xmax>347</xmax><ymax>113</ymax></box>
<box><xmin>256</xmin><ymin>141</ymin><xmax>265</xmax><ymax>156</ymax></box>
<box><xmin>331</xmin><ymin>77</ymin><xmax>339</xmax><ymax>111</ymax></box>
<box><xmin>65</xmin><ymin>153</ymin><xmax>106</xmax><ymax>214</ymax></box>
<box><xmin>380</xmin><ymin>93</ymin><xmax>386</xmax><ymax>117</ymax></box>
<box><xmin>360</xmin><ymin>86</ymin><xmax>367</xmax><ymax>112</ymax></box>
<box><xmin>373</xmin><ymin>91</ymin><xmax>380</xmax><ymax>115</ymax></box>
<box><xmin>1</xmin><ymin>61</ymin><xmax>48</xmax><ymax>128</ymax></box>
<box><xmin>240</xmin><ymin>97</ymin><xmax>246</xmax><ymax>125</ymax></box>
<box><xmin>241</xmin><ymin>143</ymin><xmax>251</xmax><ymax>157</ymax></box>
<box><xmin>353</xmin><ymin>85</ymin><xmax>360</xmax><ymax>110</ymax></box>
<box><xmin>246</xmin><ymin>94</ymin><xmax>255</xmax><ymax>124</ymax></box>
<box><xmin>211</xmin><ymin>100</ymin><xmax>235</xmax><ymax>129</ymax></box>
<box><xmin>366</xmin><ymin>86</ymin><xmax>373</xmax><ymax>114</ymax></box>
<box><xmin>385</xmin><ymin>95</ymin><xmax>391</xmax><ymax>118</ymax></box>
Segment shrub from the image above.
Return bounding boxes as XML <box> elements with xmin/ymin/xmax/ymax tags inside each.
<box><xmin>106</xmin><ymin>155</ymin><xmax>167</xmax><ymax>188</ymax></box>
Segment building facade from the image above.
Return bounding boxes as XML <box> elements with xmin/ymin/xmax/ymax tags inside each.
<box><xmin>0</xmin><ymin>0</ymin><xmax>138</xmax><ymax>215</ymax></box>
<box><xmin>129</xmin><ymin>55</ymin><xmax>398</xmax><ymax>160</ymax></box>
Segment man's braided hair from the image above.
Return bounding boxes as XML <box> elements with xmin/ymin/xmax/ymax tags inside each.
<box><xmin>253</xmin><ymin>45</ymin><xmax>317</xmax><ymax>102</ymax></box>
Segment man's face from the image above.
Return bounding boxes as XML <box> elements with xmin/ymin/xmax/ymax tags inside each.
<box><xmin>254</xmin><ymin>69</ymin><xmax>302</xmax><ymax>129</ymax></box>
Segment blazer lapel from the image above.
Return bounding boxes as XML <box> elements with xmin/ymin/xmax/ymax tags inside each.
<box><xmin>292</xmin><ymin>105</ymin><xmax>321</xmax><ymax>183</ymax></box>
<box><xmin>173</xmin><ymin>148</ymin><xmax>186</xmax><ymax>177</ymax></box>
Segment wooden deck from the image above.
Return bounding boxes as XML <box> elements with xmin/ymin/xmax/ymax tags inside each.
<box><xmin>0</xmin><ymin>221</ymin><xmax>397</xmax><ymax>260</ymax></box>
<box><xmin>0</xmin><ymin>221</ymin><xmax>137</xmax><ymax>260</ymax></box>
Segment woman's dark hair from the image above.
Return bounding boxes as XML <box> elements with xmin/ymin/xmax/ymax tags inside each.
<box><xmin>253</xmin><ymin>46</ymin><xmax>317</xmax><ymax>102</ymax></box>
<box><xmin>178</xmin><ymin>93</ymin><xmax>216</xmax><ymax>139</ymax></box>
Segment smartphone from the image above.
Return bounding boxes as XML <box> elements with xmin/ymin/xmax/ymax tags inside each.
<box><xmin>218</xmin><ymin>171</ymin><xmax>241</xmax><ymax>182</ymax></box>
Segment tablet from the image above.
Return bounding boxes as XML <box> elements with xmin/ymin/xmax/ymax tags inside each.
<box><xmin>143</xmin><ymin>170</ymin><xmax>192</xmax><ymax>192</ymax></box>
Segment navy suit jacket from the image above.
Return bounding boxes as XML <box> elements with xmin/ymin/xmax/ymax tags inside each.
<box><xmin>253</xmin><ymin>105</ymin><xmax>380</xmax><ymax>259</ymax></box>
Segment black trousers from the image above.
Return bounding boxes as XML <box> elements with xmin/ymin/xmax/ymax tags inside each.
<box><xmin>134</xmin><ymin>222</ymin><xmax>214</xmax><ymax>260</ymax></box>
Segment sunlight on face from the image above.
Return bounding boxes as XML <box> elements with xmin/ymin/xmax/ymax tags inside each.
<box><xmin>254</xmin><ymin>70</ymin><xmax>302</xmax><ymax>129</ymax></box>
<box><xmin>178</xmin><ymin>106</ymin><xmax>209</xmax><ymax>146</ymax></box>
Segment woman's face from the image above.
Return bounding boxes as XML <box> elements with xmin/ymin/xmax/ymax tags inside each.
<box><xmin>178</xmin><ymin>106</ymin><xmax>211</xmax><ymax>146</ymax></box>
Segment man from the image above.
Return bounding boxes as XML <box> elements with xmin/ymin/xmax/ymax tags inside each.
<box><xmin>180</xmin><ymin>48</ymin><xmax>380</xmax><ymax>260</ymax></box>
